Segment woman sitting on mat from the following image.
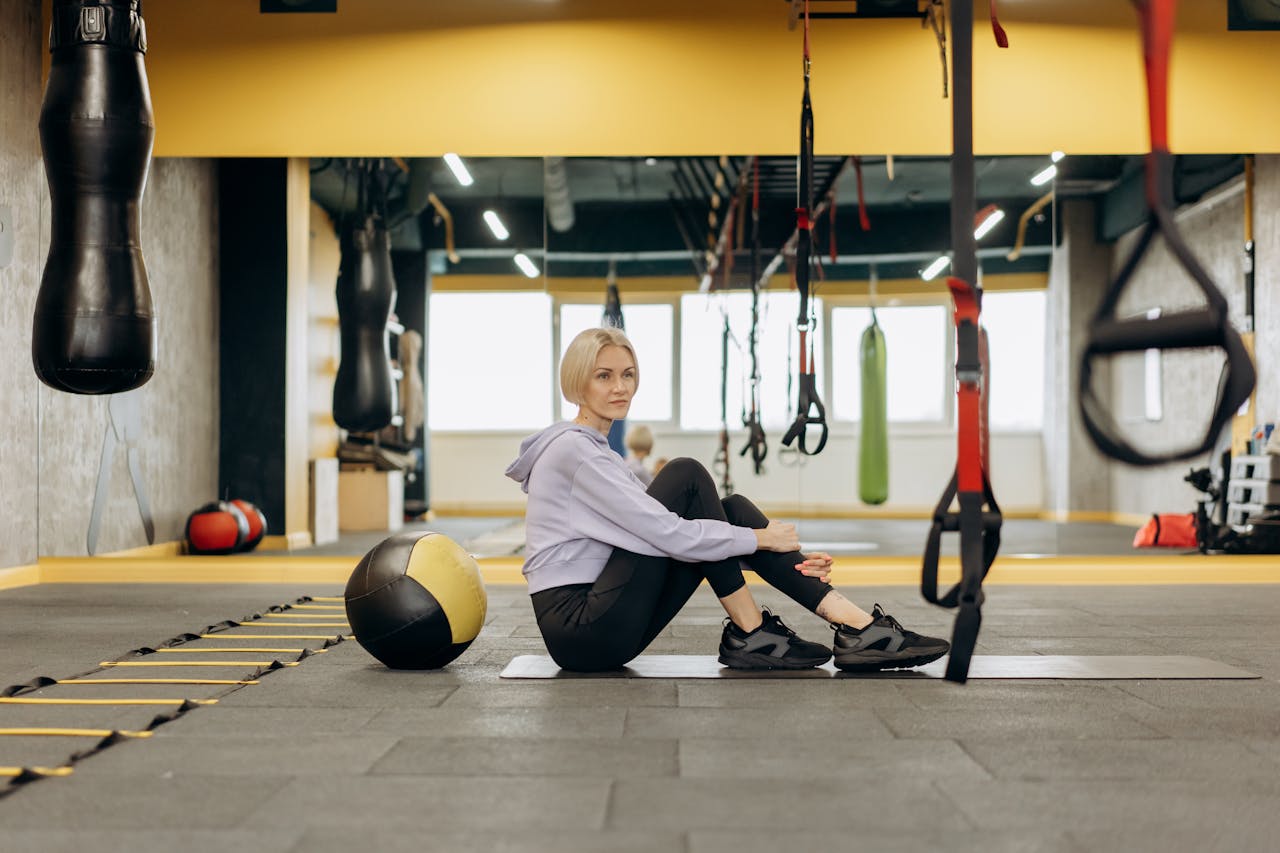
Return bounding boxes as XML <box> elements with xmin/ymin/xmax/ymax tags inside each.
<box><xmin>505</xmin><ymin>327</ymin><xmax>949</xmax><ymax>672</ymax></box>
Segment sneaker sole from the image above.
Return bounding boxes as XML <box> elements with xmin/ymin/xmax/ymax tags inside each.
<box><xmin>833</xmin><ymin>648</ymin><xmax>949</xmax><ymax>673</ymax></box>
<box><xmin>718</xmin><ymin>650</ymin><xmax>831</xmax><ymax>671</ymax></box>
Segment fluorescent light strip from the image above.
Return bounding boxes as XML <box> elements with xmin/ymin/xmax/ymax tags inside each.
<box><xmin>443</xmin><ymin>153</ymin><xmax>474</xmax><ymax>187</ymax></box>
<box><xmin>1051</xmin><ymin>150</ymin><xmax>1066</xmax><ymax>163</ymax></box>
<box><xmin>921</xmin><ymin>256</ymin><xmax>951</xmax><ymax>281</ymax></box>
<box><xmin>974</xmin><ymin>208</ymin><xmax>1005</xmax><ymax>240</ymax></box>
<box><xmin>513</xmin><ymin>252</ymin><xmax>539</xmax><ymax>278</ymax></box>
<box><xmin>1031</xmin><ymin>164</ymin><xmax>1058</xmax><ymax>186</ymax></box>
<box><xmin>483</xmin><ymin>210</ymin><xmax>510</xmax><ymax>240</ymax></box>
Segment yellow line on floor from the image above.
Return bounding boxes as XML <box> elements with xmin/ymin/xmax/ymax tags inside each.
<box><xmin>285</xmin><ymin>604</ymin><xmax>345</xmax><ymax>610</ymax></box>
<box><xmin>200</xmin><ymin>634</ymin><xmax>350</xmax><ymax>640</ymax></box>
<box><xmin>0</xmin><ymin>729</ymin><xmax>152</xmax><ymax>738</ymax></box>
<box><xmin>237</xmin><ymin>622</ymin><xmax>351</xmax><ymax>628</ymax></box>
<box><xmin>152</xmin><ymin>648</ymin><xmax>321</xmax><ymax>654</ymax></box>
<box><xmin>0</xmin><ymin>766</ymin><xmax>74</xmax><ymax>778</ymax></box>
<box><xmin>56</xmin><ymin>679</ymin><xmax>259</xmax><ymax>686</ymax></box>
<box><xmin>0</xmin><ymin>698</ymin><xmax>216</xmax><ymax>706</ymax></box>
<box><xmin>10</xmin><ymin>553</ymin><xmax>1280</xmax><ymax>588</ymax></box>
<box><xmin>99</xmin><ymin>661</ymin><xmax>299</xmax><ymax>668</ymax></box>
<box><xmin>310</xmin><ymin>596</ymin><xmax>344</xmax><ymax>602</ymax></box>
<box><xmin>256</xmin><ymin>613</ymin><xmax>348</xmax><ymax>620</ymax></box>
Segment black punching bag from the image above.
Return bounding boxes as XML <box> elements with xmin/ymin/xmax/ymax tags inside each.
<box><xmin>333</xmin><ymin>216</ymin><xmax>396</xmax><ymax>432</ymax></box>
<box><xmin>34</xmin><ymin>1</ymin><xmax>156</xmax><ymax>394</ymax></box>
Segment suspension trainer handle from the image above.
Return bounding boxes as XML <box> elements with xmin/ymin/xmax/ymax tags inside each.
<box><xmin>1078</xmin><ymin>0</ymin><xmax>1255</xmax><ymax>466</ymax></box>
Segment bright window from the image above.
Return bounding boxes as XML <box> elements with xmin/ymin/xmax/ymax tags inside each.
<box><xmin>558</xmin><ymin>303</ymin><xmax>673</xmax><ymax>421</ymax></box>
<box><xmin>981</xmin><ymin>291</ymin><xmax>1046</xmax><ymax>430</ymax></box>
<box><xmin>831</xmin><ymin>305</ymin><xmax>947</xmax><ymax>423</ymax></box>
<box><xmin>427</xmin><ymin>292</ymin><xmax>552</xmax><ymax>430</ymax></box>
<box><xmin>681</xmin><ymin>292</ymin><xmax>823</xmax><ymax>431</ymax></box>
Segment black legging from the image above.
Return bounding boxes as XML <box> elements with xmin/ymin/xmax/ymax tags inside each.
<box><xmin>531</xmin><ymin>457</ymin><xmax>832</xmax><ymax>671</ymax></box>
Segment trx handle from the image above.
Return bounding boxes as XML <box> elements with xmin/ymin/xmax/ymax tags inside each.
<box><xmin>739</xmin><ymin>415</ymin><xmax>767</xmax><ymax>472</ymax></box>
<box><xmin>780</xmin><ymin>330</ymin><xmax>829</xmax><ymax>456</ymax></box>
<box><xmin>921</xmin><ymin>277</ymin><xmax>1003</xmax><ymax>683</ymax></box>
<box><xmin>1078</xmin><ymin>1</ymin><xmax>1255</xmax><ymax>467</ymax></box>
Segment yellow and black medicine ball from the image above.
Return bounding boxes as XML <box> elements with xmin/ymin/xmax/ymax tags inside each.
<box><xmin>344</xmin><ymin>531</ymin><xmax>487</xmax><ymax>669</ymax></box>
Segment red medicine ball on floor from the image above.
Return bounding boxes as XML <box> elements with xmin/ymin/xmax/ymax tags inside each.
<box><xmin>230</xmin><ymin>499</ymin><xmax>268</xmax><ymax>551</ymax></box>
<box><xmin>185</xmin><ymin>501</ymin><xmax>249</xmax><ymax>555</ymax></box>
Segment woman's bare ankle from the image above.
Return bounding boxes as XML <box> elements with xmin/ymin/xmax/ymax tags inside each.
<box><xmin>816</xmin><ymin>590</ymin><xmax>872</xmax><ymax>630</ymax></box>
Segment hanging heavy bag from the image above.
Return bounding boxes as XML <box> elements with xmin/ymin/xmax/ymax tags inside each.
<box><xmin>333</xmin><ymin>216</ymin><xmax>396</xmax><ymax>433</ymax></box>
<box><xmin>34</xmin><ymin>0</ymin><xmax>156</xmax><ymax>394</ymax></box>
<box><xmin>858</xmin><ymin>312</ymin><xmax>889</xmax><ymax>505</ymax></box>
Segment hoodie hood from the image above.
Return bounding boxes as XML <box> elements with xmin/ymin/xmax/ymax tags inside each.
<box><xmin>505</xmin><ymin>422</ymin><xmax>607</xmax><ymax>493</ymax></box>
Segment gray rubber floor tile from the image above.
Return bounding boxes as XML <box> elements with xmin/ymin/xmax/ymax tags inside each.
<box><xmin>72</xmin><ymin>732</ymin><xmax>399</xmax><ymax>776</ymax></box>
<box><xmin>689</xmin><ymin>829</ymin><xmax>1081</xmax><ymax>853</ymax></box>
<box><xmin>0</xmin><ymin>704</ymin><xmax>165</xmax><ymax>730</ymax></box>
<box><xmin>150</xmin><ymin>705</ymin><xmax>378</xmax><ymax>737</ymax></box>
<box><xmin>609</xmin><ymin>777</ymin><xmax>968</xmax><ymax>831</ymax></box>
<box><xmin>242</xmin><ymin>776</ymin><xmax>609</xmax><ymax>830</ymax></box>
<box><xmin>443</xmin><ymin>680</ymin><xmax>677</xmax><ymax>708</ymax></box>
<box><xmin>1116</xmin><ymin>679</ymin><xmax>1280</xmax><ymax>709</ymax></box>
<box><xmin>938</xmin><ymin>778</ymin><xmax>1280</xmax><ymax>833</ymax></box>
<box><xmin>371</xmin><ymin>736</ymin><xmax>677</xmax><ymax>777</ymax></box>
<box><xmin>625</xmin><ymin>706</ymin><xmax>894</xmax><ymax>739</ymax></box>
<box><xmin>899</xmin><ymin>681</ymin><xmax>1158</xmax><ymax>712</ymax></box>
<box><xmin>0</xmin><ymin>774</ymin><xmax>292</xmax><ymax>829</ymax></box>
<box><xmin>679</xmin><ymin>736</ymin><xmax>990</xmax><ymax>780</ymax></box>
<box><xmin>289</xmin><ymin>826</ymin><xmax>682</xmax><ymax>853</ymax></box>
<box><xmin>971</xmin><ymin>637</ymin><xmax>1173</xmax><ymax>655</ymax></box>
<box><xmin>7</xmin><ymin>681</ymin><xmax>238</xmax><ymax>702</ymax></box>
<box><xmin>1070</xmin><ymin>823</ymin><xmax>1277</xmax><ymax>853</ymax></box>
<box><xmin>361</xmin><ymin>706</ymin><xmax>627</xmax><ymax>737</ymax></box>
<box><xmin>676</xmin><ymin>679</ymin><xmax>912</xmax><ymax>709</ymax></box>
<box><xmin>0</xmin><ymin>733</ymin><xmax>117</xmax><ymax>768</ymax></box>
<box><xmin>0</xmin><ymin>829</ymin><xmax>303</xmax><ymax>853</ymax></box>
<box><xmin>961</xmin><ymin>737</ymin><xmax>1280</xmax><ymax>782</ymax></box>
<box><xmin>210</xmin><ymin>669</ymin><xmax>457</xmax><ymax>708</ymax></box>
<box><xmin>876</xmin><ymin>706</ymin><xmax>1162</xmax><ymax>739</ymax></box>
<box><xmin>1125</xmin><ymin>706</ymin><xmax>1280</xmax><ymax>739</ymax></box>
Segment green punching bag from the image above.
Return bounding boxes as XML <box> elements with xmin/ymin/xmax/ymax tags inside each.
<box><xmin>859</xmin><ymin>310</ymin><xmax>889</xmax><ymax>504</ymax></box>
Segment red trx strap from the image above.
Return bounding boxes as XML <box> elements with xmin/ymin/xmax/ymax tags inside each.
<box><xmin>781</xmin><ymin>0</ymin><xmax>828</xmax><ymax>457</ymax></box>
<box><xmin>920</xmin><ymin>0</ymin><xmax>1002</xmax><ymax>684</ymax></box>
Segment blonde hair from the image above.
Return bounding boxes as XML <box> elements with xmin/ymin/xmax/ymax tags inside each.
<box><xmin>560</xmin><ymin>327</ymin><xmax>639</xmax><ymax>407</ymax></box>
<box><xmin>625</xmin><ymin>424</ymin><xmax>654</xmax><ymax>454</ymax></box>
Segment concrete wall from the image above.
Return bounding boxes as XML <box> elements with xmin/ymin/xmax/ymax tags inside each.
<box><xmin>0</xmin><ymin>0</ymin><xmax>220</xmax><ymax>564</ymax></box>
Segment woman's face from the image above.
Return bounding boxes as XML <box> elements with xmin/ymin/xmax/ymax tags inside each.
<box><xmin>580</xmin><ymin>345</ymin><xmax>636</xmax><ymax>426</ymax></box>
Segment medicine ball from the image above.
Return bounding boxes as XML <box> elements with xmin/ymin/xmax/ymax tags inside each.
<box><xmin>186</xmin><ymin>501</ymin><xmax>249</xmax><ymax>555</ymax></box>
<box><xmin>344</xmin><ymin>531</ymin><xmax>487</xmax><ymax>669</ymax></box>
<box><xmin>229</xmin><ymin>499</ymin><xmax>268</xmax><ymax>552</ymax></box>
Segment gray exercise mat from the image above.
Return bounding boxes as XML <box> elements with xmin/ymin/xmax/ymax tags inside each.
<box><xmin>499</xmin><ymin>654</ymin><xmax>1260</xmax><ymax>680</ymax></box>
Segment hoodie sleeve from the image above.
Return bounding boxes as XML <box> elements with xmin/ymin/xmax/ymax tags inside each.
<box><xmin>567</xmin><ymin>453</ymin><xmax>758</xmax><ymax>562</ymax></box>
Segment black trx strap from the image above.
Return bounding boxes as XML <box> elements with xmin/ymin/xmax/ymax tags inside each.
<box><xmin>740</xmin><ymin>157</ymin><xmax>768</xmax><ymax>474</ymax></box>
<box><xmin>1078</xmin><ymin>0</ymin><xmax>1255</xmax><ymax>467</ymax></box>
<box><xmin>714</xmin><ymin>310</ymin><xmax>735</xmax><ymax>496</ymax></box>
<box><xmin>781</xmin><ymin>1</ymin><xmax>828</xmax><ymax>457</ymax></box>
<box><xmin>920</xmin><ymin>0</ymin><xmax>1003</xmax><ymax>685</ymax></box>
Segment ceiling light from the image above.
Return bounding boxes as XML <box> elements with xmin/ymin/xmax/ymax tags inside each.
<box><xmin>921</xmin><ymin>256</ymin><xmax>951</xmax><ymax>281</ymax></box>
<box><xmin>483</xmin><ymin>210</ymin><xmax>510</xmax><ymax>240</ymax></box>
<box><xmin>1030</xmin><ymin>164</ymin><xmax>1058</xmax><ymax>186</ymax></box>
<box><xmin>974</xmin><ymin>208</ymin><xmax>1005</xmax><ymax>240</ymax></box>
<box><xmin>644</xmin><ymin>157</ymin><xmax>657</xmax><ymax>166</ymax></box>
<box><xmin>443</xmin><ymin>153</ymin><xmax>474</xmax><ymax>187</ymax></box>
<box><xmin>513</xmin><ymin>252</ymin><xmax>539</xmax><ymax>278</ymax></box>
<box><xmin>1051</xmin><ymin>151</ymin><xmax>1065</xmax><ymax>162</ymax></box>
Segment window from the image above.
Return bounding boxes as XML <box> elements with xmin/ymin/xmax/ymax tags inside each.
<box><xmin>981</xmin><ymin>291</ymin><xmax>1046</xmax><ymax>430</ymax></box>
<box><xmin>680</xmin><ymin>292</ymin><xmax>823</xmax><ymax>431</ymax></box>
<box><xmin>558</xmin><ymin>303</ymin><xmax>674</xmax><ymax>421</ymax></box>
<box><xmin>831</xmin><ymin>305</ymin><xmax>947</xmax><ymax>423</ymax></box>
<box><xmin>427</xmin><ymin>292</ymin><xmax>552</xmax><ymax>430</ymax></box>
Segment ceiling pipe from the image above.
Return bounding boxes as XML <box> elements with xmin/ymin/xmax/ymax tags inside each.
<box><xmin>543</xmin><ymin>156</ymin><xmax>576</xmax><ymax>233</ymax></box>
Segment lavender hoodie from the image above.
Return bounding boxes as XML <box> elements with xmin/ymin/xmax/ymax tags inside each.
<box><xmin>505</xmin><ymin>422</ymin><xmax>758</xmax><ymax>594</ymax></box>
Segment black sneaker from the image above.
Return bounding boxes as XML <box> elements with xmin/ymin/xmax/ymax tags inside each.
<box><xmin>832</xmin><ymin>604</ymin><xmax>950</xmax><ymax>672</ymax></box>
<box><xmin>718</xmin><ymin>609</ymin><xmax>832</xmax><ymax>670</ymax></box>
